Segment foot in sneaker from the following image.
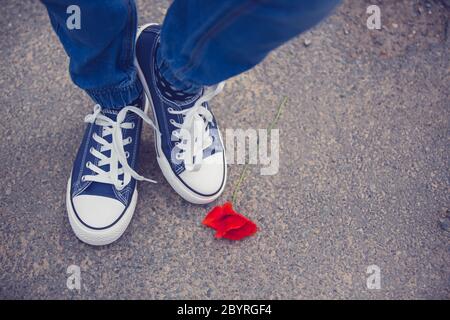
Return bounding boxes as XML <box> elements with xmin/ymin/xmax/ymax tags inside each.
<box><xmin>66</xmin><ymin>94</ymin><xmax>157</xmax><ymax>246</ymax></box>
<box><xmin>135</xmin><ymin>24</ymin><xmax>227</xmax><ymax>204</ymax></box>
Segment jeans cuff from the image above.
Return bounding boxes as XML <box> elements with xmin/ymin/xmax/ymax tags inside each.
<box><xmin>156</xmin><ymin>46</ymin><xmax>202</xmax><ymax>94</ymax></box>
<box><xmin>85</xmin><ymin>74</ymin><xmax>142</xmax><ymax>109</ymax></box>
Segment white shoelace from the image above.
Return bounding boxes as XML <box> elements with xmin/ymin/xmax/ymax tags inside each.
<box><xmin>82</xmin><ymin>104</ymin><xmax>158</xmax><ymax>190</ymax></box>
<box><xmin>168</xmin><ymin>82</ymin><xmax>224</xmax><ymax>171</ymax></box>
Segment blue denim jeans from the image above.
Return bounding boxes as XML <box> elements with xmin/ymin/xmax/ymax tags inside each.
<box><xmin>42</xmin><ymin>0</ymin><xmax>340</xmax><ymax>108</ymax></box>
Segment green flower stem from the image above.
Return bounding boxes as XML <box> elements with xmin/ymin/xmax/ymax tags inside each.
<box><xmin>231</xmin><ymin>96</ymin><xmax>288</xmax><ymax>205</ymax></box>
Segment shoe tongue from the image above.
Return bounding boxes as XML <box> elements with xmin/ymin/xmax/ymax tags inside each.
<box><xmin>179</xmin><ymin>97</ymin><xmax>202</xmax><ymax>111</ymax></box>
<box><xmin>101</xmin><ymin>108</ymin><xmax>119</xmax><ymax>121</ymax></box>
<box><xmin>155</xmin><ymin>63</ymin><xmax>202</xmax><ymax>104</ymax></box>
<box><xmin>100</xmin><ymin>95</ymin><xmax>144</xmax><ymax>119</ymax></box>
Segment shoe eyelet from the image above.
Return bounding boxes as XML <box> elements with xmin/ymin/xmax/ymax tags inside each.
<box><xmin>86</xmin><ymin>161</ymin><xmax>91</xmax><ymax>168</ymax></box>
<box><xmin>89</xmin><ymin>147</ymin><xmax>94</xmax><ymax>153</ymax></box>
<box><xmin>125</xmin><ymin>151</ymin><xmax>130</xmax><ymax>158</ymax></box>
<box><xmin>130</xmin><ymin>123</ymin><xmax>135</xmax><ymax>129</ymax></box>
<box><xmin>128</xmin><ymin>137</ymin><xmax>132</xmax><ymax>143</ymax></box>
<box><xmin>81</xmin><ymin>176</ymin><xmax>86</xmax><ymax>182</ymax></box>
<box><xmin>115</xmin><ymin>182</ymin><xmax>125</xmax><ymax>191</ymax></box>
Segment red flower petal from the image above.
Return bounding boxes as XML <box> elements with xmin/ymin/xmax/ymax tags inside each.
<box><xmin>217</xmin><ymin>221</ymin><xmax>258</xmax><ymax>240</ymax></box>
<box><xmin>203</xmin><ymin>202</ymin><xmax>258</xmax><ymax>240</ymax></box>
<box><xmin>202</xmin><ymin>205</ymin><xmax>229</xmax><ymax>228</ymax></box>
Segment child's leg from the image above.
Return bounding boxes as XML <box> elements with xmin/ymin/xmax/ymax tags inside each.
<box><xmin>158</xmin><ymin>0</ymin><xmax>341</xmax><ymax>89</ymax></box>
<box><xmin>41</xmin><ymin>1</ymin><xmax>149</xmax><ymax>246</ymax></box>
<box><xmin>41</xmin><ymin>0</ymin><xmax>141</xmax><ymax>109</ymax></box>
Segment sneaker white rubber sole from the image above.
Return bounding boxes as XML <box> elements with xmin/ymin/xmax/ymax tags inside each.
<box><xmin>135</xmin><ymin>23</ymin><xmax>227</xmax><ymax>205</ymax></box>
<box><xmin>66</xmin><ymin>178</ymin><xmax>138</xmax><ymax>246</ymax></box>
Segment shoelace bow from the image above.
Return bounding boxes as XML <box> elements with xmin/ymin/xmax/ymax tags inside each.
<box><xmin>168</xmin><ymin>82</ymin><xmax>224</xmax><ymax>171</ymax></box>
<box><xmin>82</xmin><ymin>104</ymin><xmax>158</xmax><ymax>190</ymax></box>
<box><xmin>82</xmin><ymin>82</ymin><xmax>223</xmax><ymax>190</ymax></box>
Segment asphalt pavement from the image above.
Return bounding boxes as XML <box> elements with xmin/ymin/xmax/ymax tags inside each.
<box><xmin>0</xmin><ymin>0</ymin><xmax>449</xmax><ymax>299</ymax></box>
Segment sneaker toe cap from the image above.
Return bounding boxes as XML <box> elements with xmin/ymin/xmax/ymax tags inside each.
<box><xmin>72</xmin><ymin>195</ymin><xmax>125</xmax><ymax>229</ymax></box>
<box><xmin>178</xmin><ymin>152</ymin><xmax>225</xmax><ymax>196</ymax></box>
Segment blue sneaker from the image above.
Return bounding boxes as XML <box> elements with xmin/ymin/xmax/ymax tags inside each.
<box><xmin>66</xmin><ymin>94</ymin><xmax>157</xmax><ymax>246</ymax></box>
<box><xmin>135</xmin><ymin>24</ymin><xmax>227</xmax><ymax>204</ymax></box>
